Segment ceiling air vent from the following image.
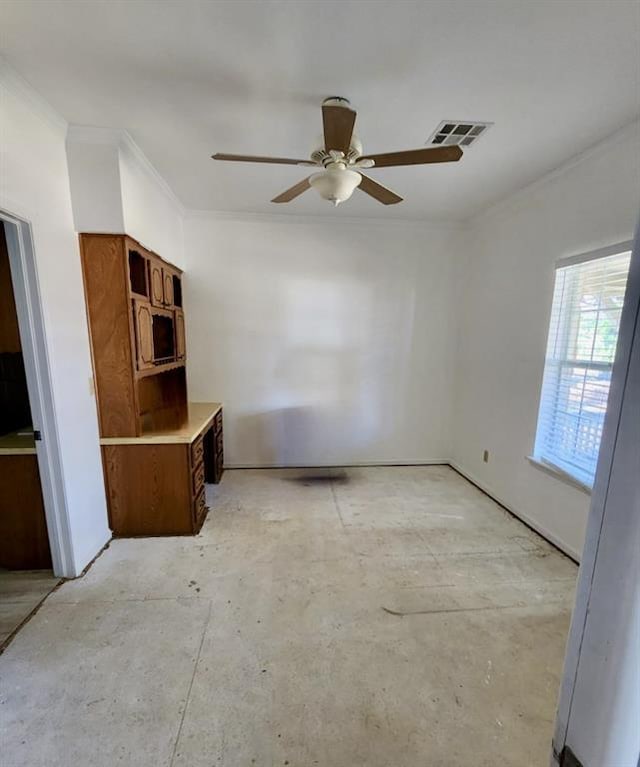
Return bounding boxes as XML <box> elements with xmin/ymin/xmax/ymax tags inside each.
<box><xmin>427</xmin><ymin>121</ymin><xmax>492</xmax><ymax>148</ymax></box>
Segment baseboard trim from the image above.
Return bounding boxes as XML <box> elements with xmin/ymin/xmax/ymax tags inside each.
<box><xmin>448</xmin><ymin>462</ymin><xmax>581</xmax><ymax>563</ymax></box>
<box><xmin>224</xmin><ymin>460</ymin><xmax>449</xmax><ymax>470</ymax></box>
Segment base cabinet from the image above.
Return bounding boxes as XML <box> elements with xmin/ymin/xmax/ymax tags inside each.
<box><xmin>102</xmin><ymin>408</ymin><xmax>223</xmax><ymax>537</ymax></box>
<box><xmin>0</xmin><ymin>455</ymin><xmax>51</xmax><ymax>569</ymax></box>
<box><xmin>102</xmin><ymin>443</ymin><xmax>195</xmax><ymax>536</ymax></box>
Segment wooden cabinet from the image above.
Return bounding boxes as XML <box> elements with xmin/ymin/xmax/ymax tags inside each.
<box><xmin>80</xmin><ymin>234</ymin><xmax>187</xmax><ymax>437</ymax></box>
<box><xmin>102</xmin><ymin>405</ymin><xmax>223</xmax><ymax>537</ymax></box>
<box><xmin>150</xmin><ymin>258</ymin><xmax>181</xmax><ymax>310</ymax></box>
<box><xmin>80</xmin><ymin>233</ymin><xmax>222</xmax><ymax>540</ymax></box>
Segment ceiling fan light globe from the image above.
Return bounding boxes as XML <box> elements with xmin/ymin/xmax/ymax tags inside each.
<box><xmin>309</xmin><ymin>168</ymin><xmax>361</xmax><ymax>205</ymax></box>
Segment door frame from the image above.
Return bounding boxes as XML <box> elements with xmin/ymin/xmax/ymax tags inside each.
<box><xmin>1</xmin><ymin>209</ymin><xmax>74</xmax><ymax>577</ymax></box>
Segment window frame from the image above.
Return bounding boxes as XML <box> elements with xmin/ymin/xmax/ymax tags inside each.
<box><xmin>531</xmin><ymin>240</ymin><xmax>633</xmax><ymax>490</ymax></box>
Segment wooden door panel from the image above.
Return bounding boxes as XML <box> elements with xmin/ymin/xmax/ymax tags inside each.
<box><xmin>150</xmin><ymin>261</ymin><xmax>164</xmax><ymax>307</ymax></box>
<box><xmin>103</xmin><ymin>443</ymin><xmax>193</xmax><ymax>536</ymax></box>
<box><xmin>134</xmin><ymin>300</ymin><xmax>154</xmax><ymax>370</ymax></box>
<box><xmin>175</xmin><ymin>309</ymin><xmax>186</xmax><ymax>360</ymax></box>
<box><xmin>79</xmin><ymin>234</ymin><xmax>139</xmax><ymax>436</ymax></box>
<box><xmin>163</xmin><ymin>270</ymin><xmax>174</xmax><ymax>307</ymax></box>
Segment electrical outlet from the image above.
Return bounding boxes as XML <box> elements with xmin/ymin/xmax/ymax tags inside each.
<box><xmin>483</xmin><ymin>450</ymin><xmax>489</xmax><ymax>463</ymax></box>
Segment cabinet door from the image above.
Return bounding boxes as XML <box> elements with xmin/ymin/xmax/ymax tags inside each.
<box><xmin>134</xmin><ymin>301</ymin><xmax>154</xmax><ymax>370</ymax></box>
<box><xmin>163</xmin><ymin>270</ymin><xmax>175</xmax><ymax>307</ymax></box>
<box><xmin>175</xmin><ymin>309</ymin><xmax>186</xmax><ymax>360</ymax></box>
<box><xmin>150</xmin><ymin>261</ymin><xmax>164</xmax><ymax>307</ymax></box>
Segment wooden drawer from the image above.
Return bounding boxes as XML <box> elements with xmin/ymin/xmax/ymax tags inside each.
<box><xmin>192</xmin><ymin>460</ymin><xmax>205</xmax><ymax>496</ymax></box>
<box><xmin>193</xmin><ymin>486</ymin><xmax>207</xmax><ymax>530</ymax></box>
<box><xmin>214</xmin><ymin>409</ymin><xmax>223</xmax><ymax>431</ymax></box>
<box><xmin>191</xmin><ymin>434</ymin><xmax>204</xmax><ymax>467</ymax></box>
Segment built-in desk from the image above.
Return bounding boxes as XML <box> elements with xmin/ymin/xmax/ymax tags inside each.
<box><xmin>100</xmin><ymin>402</ymin><xmax>223</xmax><ymax>537</ymax></box>
<box><xmin>0</xmin><ymin>428</ymin><xmax>51</xmax><ymax>569</ymax></box>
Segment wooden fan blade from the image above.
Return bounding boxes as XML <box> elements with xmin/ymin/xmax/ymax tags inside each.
<box><xmin>271</xmin><ymin>176</ymin><xmax>312</xmax><ymax>203</ymax></box>
<box><xmin>212</xmin><ymin>153</ymin><xmax>315</xmax><ymax>166</ymax></box>
<box><xmin>360</xmin><ymin>145</ymin><xmax>463</xmax><ymax>168</ymax></box>
<box><xmin>358</xmin><ymin>174</ymin><xmax>403</xmax><ymax>205</ymax></box>
<box><xmin>322</xmin><ymin>105</ymin><xmax>356</xmax><ymax>155</ymax></box>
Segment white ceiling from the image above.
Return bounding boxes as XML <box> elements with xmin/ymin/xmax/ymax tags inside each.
<box><xmin>2</xmin><ymin>0</ymin><xmax>639</xmax><ymax>220</ymax></box>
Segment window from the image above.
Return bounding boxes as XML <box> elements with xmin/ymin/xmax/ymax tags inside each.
<box><xmin>533</xmin><ymin>246</ymin><xmax>632</xmax><ymax>487</ymax></box>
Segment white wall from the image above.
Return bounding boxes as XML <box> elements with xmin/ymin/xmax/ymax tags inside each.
<box><xmin>452</xmin><ymin>122</ymin><xmax>640</xmax><ymax>559</ymax></box>
<box><xmin>66</xmin><ymin>137</ymin><xmax>124</xmax><ymax>234</ymax></box>
<box><xmin>118</xmin><ymin>138</ymin><xmax>185</xmax><ymax>268</ymax></box>
<box><xmin>184</xmin><ymin>214</ymin><xmax>459</xmax><ymax>467</ymax></box>
<box><xmin>0</xmin><ymin>62</ymin><xmax>110</xmax><ymax>576</ymax></box>
<box><xmin>66</xmin><ymin>126</ymin><xmax>185</xmax><ymax>268</ymax></box>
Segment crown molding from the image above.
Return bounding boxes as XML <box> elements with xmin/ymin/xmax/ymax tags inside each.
<box><xmin>118</xmin><ymin>130</ymin><xmax>187</xmax><ymax>217</ymax></box>
<box><xmin>467</xmin><ymin>118</ymin><xmax>640</xmax><ymax>226</ymax></box>
<box><xmin>184</xmin><ymin>207</ymin><xmax>462</xmax><ymax>230</ymax></box>
<box><xmin>66</xmin><ymin>125</ymin><xmax>186</xmax><ymax>216</ymax></box>
<box><xmin>0</xmin><ymin>55</ymin><xmax>67</xmax><ymax>134</ymax></box>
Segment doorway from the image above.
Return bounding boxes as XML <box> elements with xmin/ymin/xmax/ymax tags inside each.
<box><xmin>0</xmin><ymin>215</ymin><xmax>69</xmax><ymax>648</ymax></box>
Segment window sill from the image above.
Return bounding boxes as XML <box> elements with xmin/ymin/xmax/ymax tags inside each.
<box><xmin>526</xmin><ymin>456</ymin><xmax>592</xmax><ymax>495</ymax></box>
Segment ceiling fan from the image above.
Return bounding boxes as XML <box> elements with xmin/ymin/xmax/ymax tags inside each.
<box><xmin>212</xmin><ymin>97</ymin><xmax>463</xmax><ymax>207</ymax></box>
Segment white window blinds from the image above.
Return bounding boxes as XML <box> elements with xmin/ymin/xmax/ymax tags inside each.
<box><xmin>533</xmin><ymin>248</ymin><xmax>632</xmax><ymax>487</ymax></box>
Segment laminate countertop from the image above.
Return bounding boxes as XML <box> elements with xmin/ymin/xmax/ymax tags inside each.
<box><xmin>0</xmin><ymin>428</ymin><xmax>37</xmax><ymax>456</ymax></box>
<box><xmin>100</xmin><ymin>402</ymin><xmax>222</xmax><ymax>446</ymax></box>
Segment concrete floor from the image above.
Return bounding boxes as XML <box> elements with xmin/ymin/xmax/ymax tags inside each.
<box><xmin>0</xmin><ymin>466</ymin><xmax>577</xmax><ymax>766</ymax></box>
<box><xmin>0</xmin><ymin>569</ymin><xmax>60</xmax><ymax>648</ymax></box>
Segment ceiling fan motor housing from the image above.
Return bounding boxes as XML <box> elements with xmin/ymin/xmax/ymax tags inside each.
<box><xmin>310</xmin><ymin>135</ymin><xmax>363</xmax><ymax>166</ymax></box>
<box><xmin>322</xmin><ymin>96</ymin><xmax>351</xmax><ymax>108</ymax></box>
